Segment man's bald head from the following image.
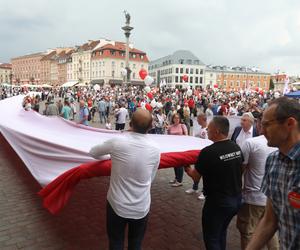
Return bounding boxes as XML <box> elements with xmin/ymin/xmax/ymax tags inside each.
<box><xmin>130</xmin><ymin>109</ymin><xmax>153</xmax><ymax>134</ymax></box>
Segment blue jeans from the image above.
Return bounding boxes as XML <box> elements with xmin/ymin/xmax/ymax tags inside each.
<box><xmin>202</xmin><ymin>195</ymin><xmax>242</xmax><ymax>250</ymax></box>
<box><xmin>99</xmin><ymin>111</ymin><xmax>106</xmax><ymax>123</ymax></box>
<box><xmin>106</xmin><ymin>202</ymin><xmax>149</xmax><ymax>250</ymax></box>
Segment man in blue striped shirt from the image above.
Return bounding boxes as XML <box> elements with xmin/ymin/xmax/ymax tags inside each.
<box><xmin>246</xmin><ymin>97</ymin><xmax>300</xmax><ymax>250</ymax></box>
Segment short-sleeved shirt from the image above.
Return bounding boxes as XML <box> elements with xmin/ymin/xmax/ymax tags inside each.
<box><xmin>195</xmin><ymin>139</ymin><xmax>243</xmax><ymax>203</ymax></box>
<box><xmin>79</xmin><ymin>107</ymin><xmax>89</xmax><ymax>126</ymax></box>
<box><xmin>261</xmin><ymin>142</ymin><xmax>300</xmax><ymax>250</ymax></box>
<box><xmin>61</xmin><ymin>105</ymin><xmax>72</xmax><ymax>120</ymax></box>
<box><xmin>241</xmin><ymin>135</ymin><xmax>277</xmax><ymax>206</ymax></box>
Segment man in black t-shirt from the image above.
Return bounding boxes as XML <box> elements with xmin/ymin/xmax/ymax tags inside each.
<box><xmin>186</xmin><ymin>116</ymin><xmax>243</xmax><ymax>250</ymax></box>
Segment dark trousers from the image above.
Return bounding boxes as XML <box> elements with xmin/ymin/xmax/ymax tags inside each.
<box><xmin>174</xmin><ymin>167</ymin><xmax>184</xmax><ymax>183</ymax></box>
<box><xmin>202</xmin><ymin>195</ymin><xmax>242</xmax><ymax>250</ymax></box>
<box><xmin>115</xmin><ymin>123</ymin><xmax>125</xmax><ymax>130</ymax></box>
<box><xmin>106</xmin><ymin>202</ymin><xmax>149</xmax><ymax>250</ymax></box>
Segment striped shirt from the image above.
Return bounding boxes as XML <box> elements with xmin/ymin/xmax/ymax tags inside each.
<box><xmin>261</xmin><ymin>142</ymin><xmax>300</xmax><ymax>250</ymax></box>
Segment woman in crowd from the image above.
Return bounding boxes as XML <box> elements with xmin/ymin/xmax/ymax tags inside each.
<box><xmin>167</xmin><ymin>113</ymin><xmax>188</xmax><ymax>187</ymax></box>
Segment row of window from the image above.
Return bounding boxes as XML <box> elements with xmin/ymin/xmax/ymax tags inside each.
<box><xmin>217</xmin><ymin>74</ymin><xmax>268</xmax><ymax>79</ymax></box>
<box><xmin>175</xmin><ymin>68</ymin><xmax>204</xmax><ymax>75</ymax></box>
<box><xmin>175</xmin><ymin>76</ymin><xmax>203</xmax><ymax>84</ymax></box>
<box><xmin>69</xmin><ymin>62</ymin><xmax>145</xmax><ymax>70</ymax></box>
<box><xmin>92</xmin><ymin>50</ymin><xmax>145</xmax><ymax>59</ymax></box>
<box><xmin>217</xmin><ymin>80</ymin><xmax>267</xmax><ymax>88</ymax></box>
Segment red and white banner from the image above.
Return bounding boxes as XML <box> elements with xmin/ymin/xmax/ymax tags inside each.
<box><xmin>0</xmin><ymin>95</ymin><xmax>212</xmax><ymax>214</ymax></box>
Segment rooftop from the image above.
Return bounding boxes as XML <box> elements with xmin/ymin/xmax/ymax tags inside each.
<box><xmin>149</xmin><ymin>50</ymin><xmax>205</xmax><ymax>68</ymax></box>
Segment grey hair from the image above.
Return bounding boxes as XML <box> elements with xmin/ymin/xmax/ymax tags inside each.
<box><xmin>242</xmin><ymin>112</ymin><xmax>254</xmax><ymax>123</ymax></box>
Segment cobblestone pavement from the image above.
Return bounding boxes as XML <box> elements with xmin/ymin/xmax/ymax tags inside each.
<box><xmin>0</xmin><ymin>112</ymin><xmax>241</xmax><ymax>250</ymax></box>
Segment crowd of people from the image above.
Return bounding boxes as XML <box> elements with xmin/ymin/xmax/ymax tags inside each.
<box><xmin>1</xmin><ymin>84</ymin><xmax>300</xmax><ymax>250</ymax></box>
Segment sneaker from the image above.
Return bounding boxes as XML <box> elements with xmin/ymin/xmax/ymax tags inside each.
<box><xmin>169</xmin><ymin>179</ymin><xmax>176</xmax><ymax>184</ymax></box>
<box><xmin>198</xmin><ymin>193</ymin><xmax>205</xmax><ymax>200</ymax></box>
<box><xmin>185</xmin><ymin>188</ymin><xmax>199</xmax><ymax>194</ymax></box>
<box><xmin>171</xmin><ymin>181</ymin><xmax>183</xmax><ymax>187</ymax></box>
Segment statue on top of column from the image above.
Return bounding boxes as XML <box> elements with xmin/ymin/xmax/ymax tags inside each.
<box><xmin>124</xmin><ymin>10</ymin><xmax>131</xmax><ymax>25</ymax></box>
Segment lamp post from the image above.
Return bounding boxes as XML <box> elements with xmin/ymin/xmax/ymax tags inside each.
<box><xmin>122</xmin><ymin>11</ymin><xmax>133</xmax><ymax>85</ymax></box>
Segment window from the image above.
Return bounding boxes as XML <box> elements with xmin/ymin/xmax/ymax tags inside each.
<box><xmin>230</xmin><ymin>81</ymin><xmax>234</xmax><ymax>87</ymax></box>
<box><xmin>175</xmin><ymin>76</ymin><xmax>178</xmax><ymax>83</ymax></box>
<box><xmin>224</xmin><ymin>80</ymin><xmax>227</xmax><ymax>86</ymax></box>
<box><xmin>236</xmin><ymin>81</ymin><xmax>240</xmax><ymax>87</ymax></box>
<box><xmin>200</xmin><ymin>77</ymin><xmax>203</xmax><ymax>84</ymax></box>
<box><xmin>176</xmin><ymin>68</ymin><xmax>179</xmax><ymax>73</ymax></box>
<box><xmin>200</xmin><ymin>69</ymin><xmax>203</xmax><ymax>74</ymax></box>
<box><xmin>180</xmin><ymin>68</ymin><xmax>183</xmax><ymax>74</ymax></box>
<box><xmin>196</xmin><ymin>69</ymin><xmax>199</xmax><ymax>74</ymax></box>
<box><xmin>195</xmin><ymin>77</ymin><xmax>198</xmax><ymax>83</ymax></box>
<box><xmin>190</xmin><ymin>68</ymin><xmax>194</xmax><ymax>74</ymax></box>
<box><xmin>190</xmin><ymin>77</ymin><xmax>193</xmax><ymax>83</ymax></box>
<box><xmin>186</xmin><ymin>68</ymin><xmax>189</xmax><ymax>74</ymax></box>
<box><xmin>110</xmin><ymin>50</ymin><xmax>115</xmax><ymax>56</ymax></box>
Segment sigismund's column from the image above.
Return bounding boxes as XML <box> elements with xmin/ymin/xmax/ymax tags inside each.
<box><xmin>122</xmin><ymin>11</ymin><xmax>134</xmax><ymax>85</ymax></box>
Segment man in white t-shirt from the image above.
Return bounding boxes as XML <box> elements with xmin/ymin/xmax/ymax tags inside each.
<box><xmin>186</xmin><ymin>113</ymin><xmax>207</xmax><ymax>200</ymax></box>
<box><xmin>237</xmin><ymin>113</ymin><xmax>279</xmax><ymax>250</ymax></box>
<box><xmin>115</xmin><ymin>103</ymin><xmax>129</xmax><ymax>130</ymax></box>
<box><xmin>89</xmin><ymin>109</ymin><xmax>160</xmax><ymax>250</ymax></box>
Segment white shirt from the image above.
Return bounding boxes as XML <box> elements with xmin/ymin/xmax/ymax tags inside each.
<box><xmin>241</xmin><ymin>135</ymin><xmax>277</xmax><ymax>206</ymax></box>
<box><xmin>205</xmin><ymin>108</ymin><xmax>213</xmax><ymax>117</ymax></box>
<box><xmin>195</xmin><ymin>126</ymin><xmax>208</xmax><ymax>139</ymax></box>
<box><xmin>236</xmin><ymin>126</ymin><xmax>253</xmax><ymax>148</ymax></box>
<box><xmin>116</xmin><ymin>107</ymin><xmax>128</xmax><ymax>124</ymax></box>
<box><xmin>89</xmin><ymin>132</ymin><xmax>160</xmax><ymax>219</ymax></box>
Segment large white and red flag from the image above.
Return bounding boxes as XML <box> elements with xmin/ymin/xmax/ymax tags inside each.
<box><xmin>0</xmin><ymin>95</ymin><xmax>212</xmax><ymax>214</ymax></box>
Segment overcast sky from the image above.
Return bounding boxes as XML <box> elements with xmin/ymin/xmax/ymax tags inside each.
<box><xmin>1</xmin><ymin>0</ymin><xmax>299</xmax><ymax>75</ymax></box>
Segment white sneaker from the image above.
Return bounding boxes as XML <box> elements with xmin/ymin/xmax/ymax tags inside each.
<box><xmin>198</xmin><ymin>193</ymin><xmax>205</xmax><ymax>200</ymax></box>
<box><xmin>185</xmin><ymin>188</ymin><xmax>199</xmax><ymax>194</ymax></box>
<box><xmin>171</xmin><ymin>181</ymin><xmax>183</xmax><ymax>187</ymax></box>
<box><xmin>169</xmin><ymin>179</ymin><xmax>176</xmax><ymax>184</ymax></box>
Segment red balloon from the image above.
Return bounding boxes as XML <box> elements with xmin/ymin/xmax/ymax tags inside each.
<box><xmin>255</xmin><ymin>87</ymin><xmax>259</xmax><ymax>92</ymax></box>
<box><xmin>139</xmin><ymin>69</ymin><xmax>148</xmax><ymax>80</ymax></box>
<box><xmin>259</xmin><ymin>90</ymin><xmax>264</xmax><ymax>95</ymax></box>
<box><xmin>147</xmin><ymin>92</ymin><xmax>153</xmax><ymax>99</ymax></box>
<box><xmin>145</xmin><ymin>103</ymin><xmax>152</xmax><ymax>111</ymax></box>
<box><xmin>213</xmin><ymin>84</ymin><xmax>218</xmax><ymax>88</ymax></box>
<box><xmin>182</xmin><ymin>75</ymin><xmax>188</xmax><ymax>82</ymax></box>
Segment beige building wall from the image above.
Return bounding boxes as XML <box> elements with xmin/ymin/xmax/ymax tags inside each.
<box><xmin>0</xmin><ymin>64</ymin><xmax>12</xmax><ymax>83</ymax></box>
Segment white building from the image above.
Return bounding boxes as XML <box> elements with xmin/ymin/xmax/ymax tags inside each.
<box><xmin>90</xmin><ymin>41</ymin><xmax>149</xmax><ymax>86</ymax></box>
<box><xmin>148</xmin><ymin>50</ymin><xmax>206</xmax><ymax>88</ymax></box>
<box><xmin>204</xmin><ymin>67</ymin><xmax>217</xmax><ymax>89</ymax></box>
